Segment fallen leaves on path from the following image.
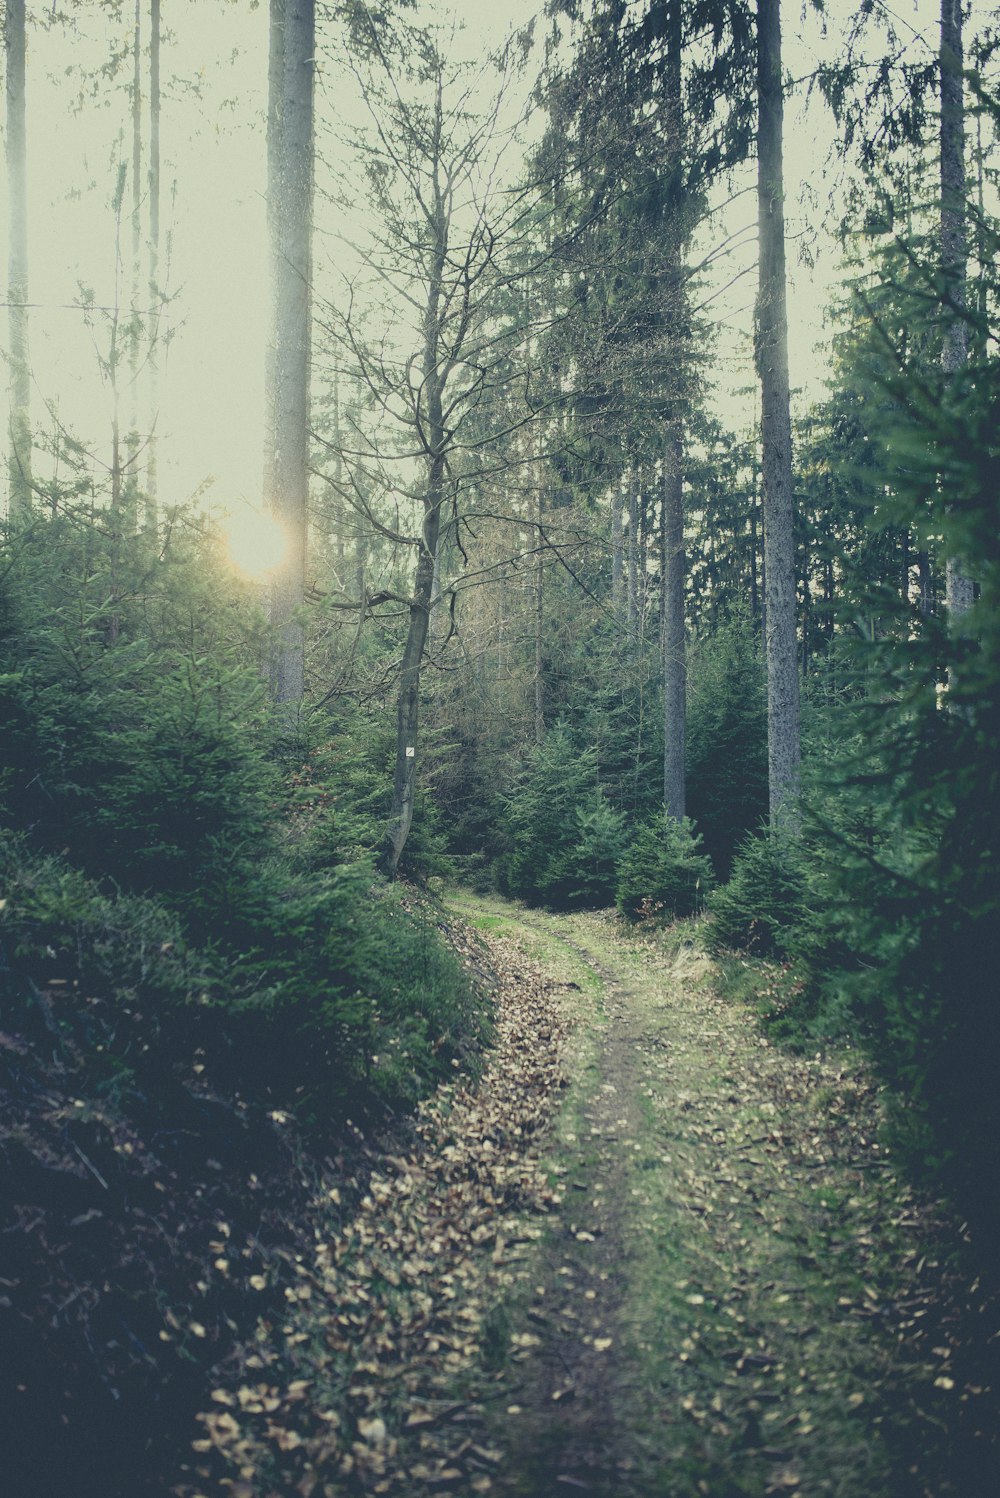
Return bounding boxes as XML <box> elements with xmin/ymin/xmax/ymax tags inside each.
<box><xmin>176</xmin><ymin>929</ymin><xmax>572</xmax><ymax>1497</ymax></box>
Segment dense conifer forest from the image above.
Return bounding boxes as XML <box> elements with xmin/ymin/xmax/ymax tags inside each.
<box><xmin>2</xmin><ymin>1</ymin><xmax>998</xmax><ymax>1494</ymax></box>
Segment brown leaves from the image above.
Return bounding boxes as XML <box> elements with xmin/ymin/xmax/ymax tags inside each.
<box><xmin>182</xmin><ymin>926</ymin><xmax>570</xmax><ymax>1495</ymax></box>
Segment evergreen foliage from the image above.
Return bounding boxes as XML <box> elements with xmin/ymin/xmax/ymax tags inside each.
<box><xmin>0</xmin><ymin>508</ymin><xmax>484</xmax><ymax>1126</ymax></box>
<box><xmin>705</xmin><ymin>829</ymin><xmax>809</xmax><ymax>960</ymax></box>
<box><xmin>800</xmin><ymin>278</ymin><xmax>1000</xmax><ymax>1231</ymax></box>
<box><xmin>616</xmin><ymin>814</ymin><xmax>715</xmax><ymax>921</ymax></box>
<box><xmin>505</xmin><ymin>723</ymin><xmax>627</xmax><ymax>908</ymax></box>
<box><xmin>685</xmin><ymin>612</ymin><xmax>768</xmax><ymax>877</ymax></box>
<box><xmin>0</xmin><ymin>515</ymin><xmax>274</xmax><ymax>931</ymax></box>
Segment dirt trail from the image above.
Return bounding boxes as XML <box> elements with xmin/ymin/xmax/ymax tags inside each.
<box><xmin>181</xmin><ymin>897</ymin><xmax>997</xmax><ymax>1498</ymax></box>
<box><xmin>466</xmin><ymin>902</ymin><xmax>997</xmax><ymax>1498</ymax></box>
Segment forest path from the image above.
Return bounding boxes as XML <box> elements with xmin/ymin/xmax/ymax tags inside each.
<box><xmin>184</xmin><ymin>897</ymin><xmax>992</xmax><ymax>1498</ymax></box>
<box><xmin>450</xmin><ymin>896</ymin><xmax>983</xmax><ymax>1498</ymax></box>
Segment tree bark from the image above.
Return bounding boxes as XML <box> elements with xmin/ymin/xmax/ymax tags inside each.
<box><xmin>756</xmin><ymin>0</ymin><xmax>801</xmax><ymax>827</ymax></box>
<box><xmin>749</xmin><ymin>468</ymin><xmax>760</xmax><ymax>627</ymax></box>
<box><xmin>661</xmin><ymin>426</ymin><xmax>685</xmax><ymax>820</ymax></box>
<box><xmin>627</xmin><ymin>473</ymin><xmax>639</xmax><ymax>635</ymax></box>
<box><xmin>265</xmin><ymin>0</ymin><xmax>314</xmax><ymax>718</ymax></box>
<box><xmin>125</xmin><ymin>0</ymin><xmax>143</xmax><ymax>520</ymax></box>
<box><xmin>534</xmin><ymin>465</ymin><xmax>545</xmax><ymax>746</ymax></box>
<box><xmin>612</xmin><ymin>472</ymin><xmax>625</xmax><ymax>613</ymax></box>
<box><xmin>660</xmin><ymin>0</ymin><xmax>687</xmax><ymax>823</ymax></box>
<box><xmin>940</xmin><ymin>0</ymin><xmax>973</xmax><ymax>616</ymax></box>
<box><xmin>146</xmin><ymin>0</ymin><xmax>161</xmax><ymax>528</ymax></box>
<box><xmin>5</xmin><ymin>0</ymin><xmax>31</xmax><ymax>517</ymax></box>
<box><xmin>384</xmin><ymin>493</ymin><xmax>440</xmax><ymax>877</ymax></box>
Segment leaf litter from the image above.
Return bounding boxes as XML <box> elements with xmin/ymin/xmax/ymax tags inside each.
<box><xmin>175</xmin><ymin>924</ymin><xmax>573</xmax><ymax>1497</ymax></box>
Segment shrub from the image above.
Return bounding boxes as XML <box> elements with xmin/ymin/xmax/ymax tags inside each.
<box><xmin>558</xmin><ymin>795</ymin><xmax>629</xmax><ymax>908</ymax></box>
<box><xmin>288</xmin><ymin>720</ymin><xmax>452</xmax><ymax>882</ymax></box>
<box><xmin>705</xmin><ymin>829</ymin><xmax>809</xmax><ymax>959</ymax></box>
<box><xmin>0</xmin><ymin>513</ymin><xmax>484</xmax><ymax>1128</ymax></box>
<box><xmin>0</xmin><ymin>827</ymin><xmax>486</xmax><ymax>1125</ymax></box>
<box><xmin>505</xmin><ymin>724</ymin><xmax>625</xmax><ymax>908</ymax></box>
<box><xmin>616</xmin><ymin>815</ymin><xmax>715</xmax><ymax>921</ymax></box>
<box><xmin>686</xmin><ymin>613</ymin><xmax>768</xmax><ymax>878</ymax></box>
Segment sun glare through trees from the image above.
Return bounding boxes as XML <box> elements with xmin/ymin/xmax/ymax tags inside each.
<box><xmin>222</xmin><ymin>502</ymin><xmax>291</xmax><ymax>579</ymax></box>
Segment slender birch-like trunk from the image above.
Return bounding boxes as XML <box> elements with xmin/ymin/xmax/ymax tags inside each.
<box><xmin>124</xmin><ymin>0</ymin><xmax>143</xmax><ymax>521</ymax></box>
<box><xmin>627</xmin><ymin>474</ymin><xmax>639</xmax><ymax>635</ymax></box>
<box><xmin>659</xmin><ymin>0</ymin><xmax>687</xmax><ymax>822</ymax></box>
<box><xmin>612</xmin><ymin>473</ymin><xmax>625</xmax><ymax>613</ymax></box>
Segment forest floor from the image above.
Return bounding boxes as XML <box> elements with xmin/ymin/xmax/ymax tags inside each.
<box><xmin>178</xmin><ymin>895</ymin><xmax>998</xmax><ymax>1498</ymax></box>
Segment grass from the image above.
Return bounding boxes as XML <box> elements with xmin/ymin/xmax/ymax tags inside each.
<box><xmin>451</xmin><ymin>899</ymin><xmax>970</xmax><ymax>1497</ymax></box>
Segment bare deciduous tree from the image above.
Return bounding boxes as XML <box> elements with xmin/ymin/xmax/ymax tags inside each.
<box><xmin>319</xmin><ymin>22</ymin><xmax>538</xmax><ymax>874</ymax></box>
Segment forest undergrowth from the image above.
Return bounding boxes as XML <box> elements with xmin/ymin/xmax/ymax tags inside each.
<box><xmin>177</xmin><ymin>896</ymin><xmax>998</xmax><ymax>1498</ymax></box>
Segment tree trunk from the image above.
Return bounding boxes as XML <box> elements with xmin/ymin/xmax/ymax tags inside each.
<box><xmin>749</xmin><ymin>473</ymin><xmax>760</xmax><ymax>627</ymax></box>
<box><xmin>5</xmin><ymin>0</ymin><xmax>31</xmax><ymax>517</ymax></box>
<box><xmin>660</xmin><ymin>0</ymin><xmax>686</xmax><ymax>823</ymax></box>
<box><xmin>940</xmin><ymin>0</ymin><xmax>973</xmax><ymax>616</ymax></box>
<box><xmin>384</xmin><ymin>487</ymin><xmax>441</xmax><ymax>877</ymax></box>
<box><xmin>383</xmin><ymin>85</ymin><xmax>448</xmax><ymax>876</ymax></box>
<box><xmin>662</xmin><ymin>426</ymin><xmax>685</xmax><ymax>820</ymax></box>
<box><xmin>627</xmin><ymin>473</ymin><xmax>639</xmax><ymax>636</ymax></box>
<box><xmin>534</xmin><ymin>478</ymin><xmax>545</xmax><ymax>746</ymax></box>
<box><xmin>126</xmin><ymin>0</ymin><xmax>142</xmax><ymax>520</ymax></box>
<box><xmin>145</xmin><ymin>0</ymin><xmax>160</xmax><ymax>528</ymax></box>
<box><xmin>756</xmin><ymin>0</ymin><xmax>801</xmax><ymax>826</ymax></box>
<box><xmin>612</xmin><ymin>472</ymin><xmax>625</xmax><ymax>613</ymax></box>
<box><xmin>265</xmin><ymin>0</ymin><xmax>314</xmax><ymax>718</ymax></box>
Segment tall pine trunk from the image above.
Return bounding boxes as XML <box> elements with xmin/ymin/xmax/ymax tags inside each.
<box><xmin>660</xmin><ymin>0</ymin><xmax>686</xmax><ymax>822</ymax></box>
<box><xmin>756</xmin><ymin>0</ymin><xmax>800</xmax><ymax>825</ymax></box>
<box><xmin>661</xmin><ymin>425</ymin><xmax>685</xmax><ymax>819</ymax></box>
<box><xmin>126</xmin><ymin>0</ymin><xmax>143</xmax><ymax>520</ymax></box>
<box><xmin>612</xmin><ymin>473</ymin><xmax>625</xmax><ymax>613</ymax></box>
<box><xmin>940</xmin><ymin>0</ymin><xmax>973</xmax><ymax>616</ymax></box>
<box><xmin>146</xmin><ymin>0</ymin><xmax>161</xmax><ymax>528</ymax></box>
<box><xmin>265</xmin><ymin>0</ymin><xmax>314</xmax><ymax>716</ymax></box>
<box><xmin>5</xmin><ymin>0</ymin><xmax>31</xmax><ymax>517</ymax></box>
